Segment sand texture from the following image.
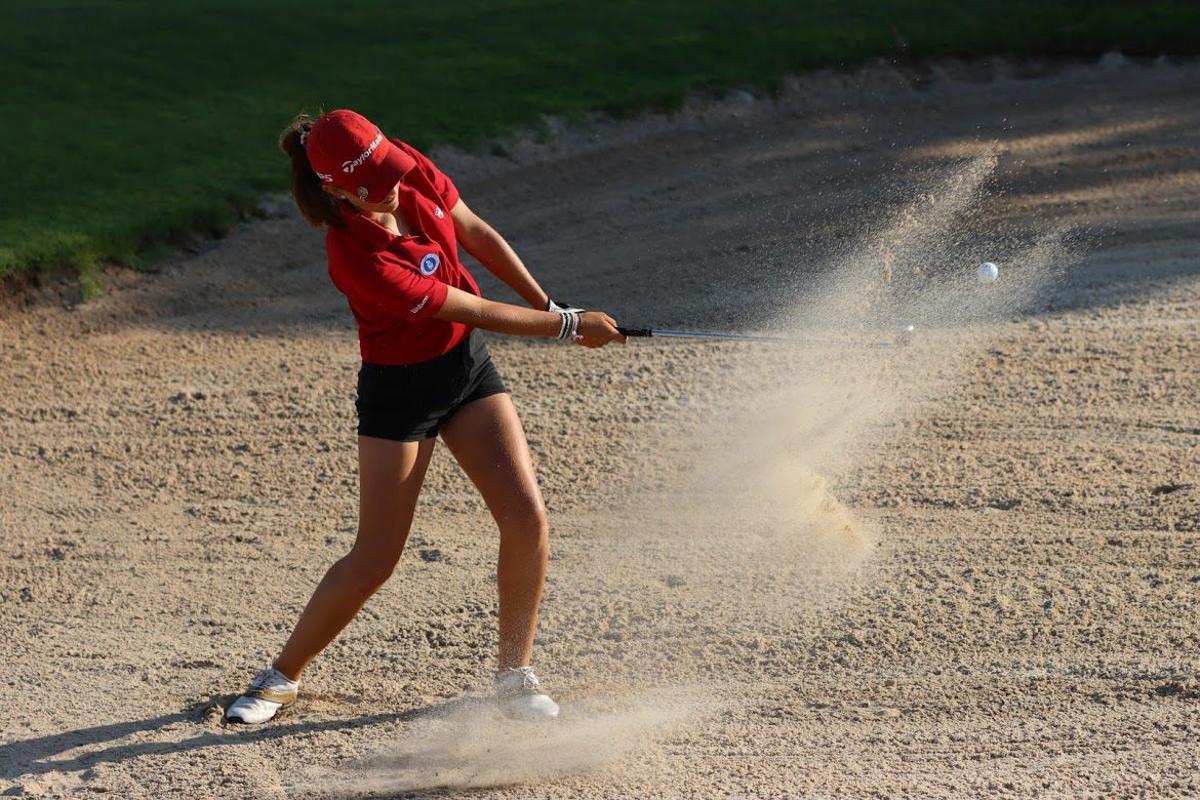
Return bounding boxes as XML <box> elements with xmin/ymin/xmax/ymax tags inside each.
<box><xmin>2</xmin><ymin>57</ymin><xmax>1199</xmax><ymax>798</ymax></box>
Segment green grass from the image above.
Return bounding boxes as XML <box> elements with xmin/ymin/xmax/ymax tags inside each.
<box><xmin>3</xmin><ymin>0</ymin><xmax>1198</xmax><ymax>281</ymax></box>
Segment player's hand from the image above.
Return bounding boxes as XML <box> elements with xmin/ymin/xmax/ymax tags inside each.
<box><xmin>575</xmin><ymin>312</ymin><xmax>626</xmax><ymax>348</ymax></box>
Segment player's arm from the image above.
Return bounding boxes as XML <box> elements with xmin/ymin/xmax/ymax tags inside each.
<box><xmin>434</xmin><ymin>285</ymin><xmax>623</xmax><ymax>348</ymax></box>
<box><xmin>450</xmin><ymin>199</ymin><xmax>550</xmax><ymax>310</ymax></box>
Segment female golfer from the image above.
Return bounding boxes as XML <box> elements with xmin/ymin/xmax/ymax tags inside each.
<box><xmin>225</xmin><ymin>109</ymin><xmax>624</xmax><ymax>724</ymax></box>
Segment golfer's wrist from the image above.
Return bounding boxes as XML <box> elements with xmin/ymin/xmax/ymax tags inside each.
<box><xmin>554</xmin><ymin>310</ymin><xmax>580</xmax><ymax>341</ymax></box>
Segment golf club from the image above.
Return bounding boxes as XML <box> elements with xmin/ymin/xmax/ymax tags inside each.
<box><xmin>617</xmin><ymin>326</ymin><xmax>910</xmax><ymax>347</ymax></box>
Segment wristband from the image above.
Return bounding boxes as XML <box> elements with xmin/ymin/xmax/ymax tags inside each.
<box><xmin>556</xmin><ymin>310</ymin><xmax>580</xmax><ymax>341</ymax></box>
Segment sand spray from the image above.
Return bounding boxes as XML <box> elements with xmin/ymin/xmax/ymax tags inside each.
<box><xmin>306</xmin><ymin>147</ymin><xmax>1081</xmax><ymax>795</ymax></box>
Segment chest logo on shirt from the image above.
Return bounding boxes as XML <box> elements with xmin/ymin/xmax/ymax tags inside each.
<box><xmin>434</xmin><ymin>206</ymin><xmax>445</xmax><ymax>219</ymax></box>
<box><xmin>419</xmin><ymin>253</ymin><xmax>441</xmax><ymax>276</ymax></box>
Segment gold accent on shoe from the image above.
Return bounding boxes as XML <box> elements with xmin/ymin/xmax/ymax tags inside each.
<box><xmin>242</xmin><ymin>684</ymin><xmax>297</xmax><ymax>706</ymax></box>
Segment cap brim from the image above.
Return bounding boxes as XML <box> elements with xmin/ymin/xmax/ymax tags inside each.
<box><xmin>354</xmin><ymin>139</ymin><xmax>416</xmax><ymax>204</ymax></box>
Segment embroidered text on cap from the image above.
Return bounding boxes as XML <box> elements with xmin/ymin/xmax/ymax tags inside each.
<box><xmin>342</xmin><ymin>133</ymin><xmax>384</xmax><ymax>174</ymax></box>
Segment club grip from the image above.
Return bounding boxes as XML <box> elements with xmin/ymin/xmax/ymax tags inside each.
<box><xmin>617</xmin><ymin>326</ymin><xmax>653</xmax><ymax>338</ymax></box>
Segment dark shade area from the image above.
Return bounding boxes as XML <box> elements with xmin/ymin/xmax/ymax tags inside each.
<box><xmin>2</xmin><ymin>0</ymin><xmax>1198</xmax><ymax>280</ymax></box>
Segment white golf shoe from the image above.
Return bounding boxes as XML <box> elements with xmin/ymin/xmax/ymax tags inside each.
<box><xmin>225</xmin><ymin>667</ymin><xmax>299</xmax><ymax>724</ymax></box>
<box><xmin>494</xmin><ymin>666</ymin><xmax>560</xmax><ymax>720</ymax></box>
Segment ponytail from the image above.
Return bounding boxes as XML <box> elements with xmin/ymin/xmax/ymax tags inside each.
<box><xmin>278</xmin><ymin>111</ymin><xmax>346</xmax><ymax>229</ymax></box>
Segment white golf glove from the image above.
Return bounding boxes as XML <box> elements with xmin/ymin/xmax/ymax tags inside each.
<box><xmin>546</xmin><ymin>298</ymin><xmax>585</xmax><ymax>314</ymax></box>
<box><xmin>547</xmin><ymin>298</ymin><xmax>585</xmax><ymax>342</ymax></box>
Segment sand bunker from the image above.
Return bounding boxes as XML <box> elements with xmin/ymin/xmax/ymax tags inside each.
<box><xmin>2</xmin><ymin>56</ymin><xmax>1198</xmax><ymax>798</ymax></box>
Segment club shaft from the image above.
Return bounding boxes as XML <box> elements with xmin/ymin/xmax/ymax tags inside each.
<box><xmin>620</xmin><ymin>327</ymin><xmax>806</xmax><ymax>343</ymax></box>
<box><xmin>617</xmin><ymin>326</ymin><xmax>896</xmax><ymax>347</ymax></box>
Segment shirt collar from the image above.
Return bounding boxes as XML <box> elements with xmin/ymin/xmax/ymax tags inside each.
<box><xmin>341</xmin><ymin>207</ymin><xmax>397</xmax><ymax>253</ymax></box>
<box><xmin>339</xmin><ymin>183</ymin><xmax>431</xmax><ymax>253</ymax></box>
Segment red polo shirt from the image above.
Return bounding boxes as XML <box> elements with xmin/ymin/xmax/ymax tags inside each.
<box><xmin>326</xmin><ymin>140</ymin><xmax>480</xmax><ymax>365</ymax></box>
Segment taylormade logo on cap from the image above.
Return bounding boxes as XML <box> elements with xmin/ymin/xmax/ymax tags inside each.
<box><xmin>342</xmin><ymin>133</ymin><xmax>384</xmax><ymax>174</ymax></box>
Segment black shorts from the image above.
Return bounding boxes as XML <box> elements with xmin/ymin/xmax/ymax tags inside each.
<box><xmin>355</xmin><ymin>333</ymin><xmax>509</xmax><ymax>442</ymax></box>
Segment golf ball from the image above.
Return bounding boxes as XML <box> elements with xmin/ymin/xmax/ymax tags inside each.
<box><xmin>977</xmin><ymin>262</ymin><xmax>999</xmax><ymax>283</ymax></box>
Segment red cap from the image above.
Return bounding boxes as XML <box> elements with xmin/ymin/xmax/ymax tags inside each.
<box><xmin>305</xmin><ymin>110</ymin><xmax>416</xmax><ymax>204</ymax></box>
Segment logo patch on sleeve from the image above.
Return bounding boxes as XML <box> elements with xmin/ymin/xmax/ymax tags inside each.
<box><xmin>419</xmin><ymin>253</ymin><xmax>441</xmax><ymax>276</ymax></box>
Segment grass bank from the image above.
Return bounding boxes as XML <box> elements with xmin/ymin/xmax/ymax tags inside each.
<box><xmin>2</xmin><ymin>0</ymin><xmax>1198</xmax><ymax>284</ymax></box>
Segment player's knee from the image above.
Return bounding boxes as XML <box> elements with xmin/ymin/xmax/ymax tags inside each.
<box><xmin>502</xmin><ymin>501</ymin><xmax>549</xmax><ymax>552</ymax></box>
<box><xmin>343</xmin><ymin>547</ymin><xmax>399</xmax><ymax>592</ymax></box>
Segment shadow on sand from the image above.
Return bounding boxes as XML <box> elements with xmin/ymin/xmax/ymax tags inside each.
<box><xmin>0</xmin><ymin>694</ymin><xmax>473</xmax><ymax>783</ymax></box>
<box><xmin>48</xmin><ymin>62</ymin><xmax>1199</xmax><ymax>345</ymax></box>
